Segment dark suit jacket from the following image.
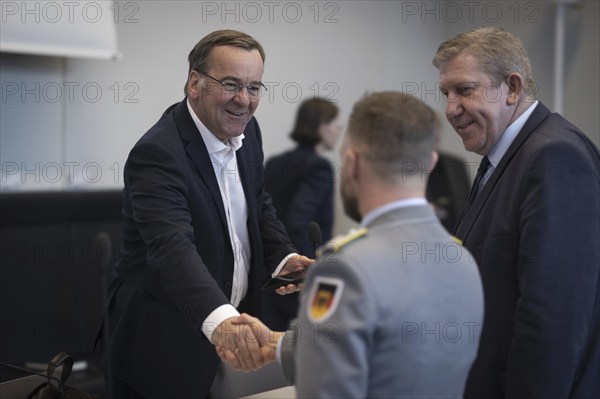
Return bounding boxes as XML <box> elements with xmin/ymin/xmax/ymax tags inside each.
<box><xmin>106</xmin><ymin>100</ymin><xmax>295</xmax><ymax>399</ymax></box>
<box><xmin>456</xmin><ymin>102</ymin><xmax>600</xmax><ymax>399</ymax></box>
<box><xmin>426</xmin><ymin>152</ymin><xmax>470</xmax><ymax>232</ymax></box>
<box><xmin>261</xmin><ymin>145</ymin><xmax>334</xmax><ymax>330</ymax></box>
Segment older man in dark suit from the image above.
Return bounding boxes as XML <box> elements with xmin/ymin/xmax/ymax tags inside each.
<box><xmin>104</xmin><ymin>30</ymin><xmax>311</xmax><ymax>399</ymax></box>
<box><xmin>434</xmin><ymin>27</ymin><xmax>600</xmax><ymax>398</ymax></box>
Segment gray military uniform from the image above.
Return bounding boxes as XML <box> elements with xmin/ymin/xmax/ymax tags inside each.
<box><xmin>281</xmin><ymin>204</ymin><xmax>484</xmax><ymax>398</ymax></box>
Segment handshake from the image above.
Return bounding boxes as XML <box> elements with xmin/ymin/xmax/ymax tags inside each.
<box><xmin>211</xmin><ymin>254</ymin><xmax>313</xmax><ymax>371</ymax></box>
<box><xmin>211</xmin><ymin>313</ymin><xmax>284</xmax><ymax>372</ymax></box>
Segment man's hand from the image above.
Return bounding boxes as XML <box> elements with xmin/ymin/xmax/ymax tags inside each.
<box><xmin>276</xmin><ymin>255</ymin><xmax>314</xmax><ymax>295</ymax></box>
<box><xmin>216</xmin><ymin>313</ymin><xmax>284</xmax><ymax>372</ymax></box>
<box><xmin>211</xmin><ymin>316</ymin><xmax>265</xmax><ymax>371</ymax></box>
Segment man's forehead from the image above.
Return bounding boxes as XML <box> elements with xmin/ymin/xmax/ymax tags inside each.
<box><xmin>206</xmin><ymin>46</ymin><xmax>264</xmax><ymax>76</ymax></box>
<box><xmin>209</xmin><ymin>45</ymin><xmax>261</xmax><ymax>59</ymax></box>
<box><xmin>439</xmin><ymin>55</ymin><xmax>485</xmax><ymax>86</ymax></box>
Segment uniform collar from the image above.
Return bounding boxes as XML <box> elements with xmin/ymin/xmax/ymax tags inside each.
<box><xmin>361</xmin><ymin>198</ymin><xmax>428</xmax><ymax>227</ymax></box>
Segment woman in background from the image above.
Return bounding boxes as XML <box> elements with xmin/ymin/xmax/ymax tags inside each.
<box><xmin>263</xmin><ymin>98</ymin><xmax>342</xmax><ymax>330</ymax></box>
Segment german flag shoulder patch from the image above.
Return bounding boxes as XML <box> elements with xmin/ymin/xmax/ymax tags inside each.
<box><xmin>307</xmin><ymin>276</ymin><xmax>344</xmax><ymax>322</ymax></box>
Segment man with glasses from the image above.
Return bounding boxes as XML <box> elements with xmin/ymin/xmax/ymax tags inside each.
<box><xmin>104</xmin><ymin>29</ymin><xmax>312</xmax><ymax>399</ymax></box>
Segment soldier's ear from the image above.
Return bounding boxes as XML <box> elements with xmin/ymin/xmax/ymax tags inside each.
<box><xmin>346</xmin><ymin>148</ymin><xmax>360</xmax><ymax>181</ymax></box>
<box><xmin>429</xmin><ymin>151</ymin><xmax>439</xmax><ymax>171</ymax></box>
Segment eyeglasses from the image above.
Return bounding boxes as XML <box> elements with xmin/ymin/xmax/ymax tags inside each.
<box><xmin>201</xmin><ymin>72</ymin><xmax>267</xmax><ymax>100</ymax></box>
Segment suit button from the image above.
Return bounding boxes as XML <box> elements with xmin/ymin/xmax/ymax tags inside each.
<box><xmin>224</xmin><ymin>282</ymin><xmax>232</xmax><ymax>291</ymax></box>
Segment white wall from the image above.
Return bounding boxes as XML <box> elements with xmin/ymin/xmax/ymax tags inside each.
<box><xmin>1</xmin><ymin>0</ymin><xmax>598</xmax><ymax>236</ymax></box>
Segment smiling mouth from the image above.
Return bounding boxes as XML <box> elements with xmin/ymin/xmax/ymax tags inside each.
<box><xmin>456</xmin><ymin>121</ymin><xmax>475</xmax><ymax>131</ymax></box>
<box><xmin>226</xmin><ymin>110</ymin><xmax>245</xmax><ymax>117</ymax></box>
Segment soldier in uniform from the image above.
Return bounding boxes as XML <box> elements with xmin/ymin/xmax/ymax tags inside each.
<box><xmin>219</xmin><ymin>92</ymin><xmax>484</xmax><ymax>398</ymax></box>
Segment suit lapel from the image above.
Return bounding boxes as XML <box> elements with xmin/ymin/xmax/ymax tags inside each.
<box><xmin>236</xmin><ymin>122</ymin><xmax>264</xmax><ymax>270</ymax></box>
<box><xmin>236</xmin><ymin>144</ymin><xmax>257</xmax><ymax>219</ymax></box>
<box><xmin>172</xmin><ymin>100</ymin><xmax>228</xmax><ymax>228</ymax></box>
<box><xmin>455</xmin><ymin>102</ymin><xmax>552</xmax><ymax>241</ymax></box>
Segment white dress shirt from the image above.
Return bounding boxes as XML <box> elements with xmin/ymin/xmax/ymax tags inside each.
<box><xmin>186</xmin><ymin>101</ymin><xmax>294</xmax><ymax>342</ymax></box>
<box><xmin>187</xmin><ymin>101</ymin><xmax>249</xmax><ymax>340</ymax></box>
<box><xmin>482</xmin><ymin>101</ymin><xmax>539</xmax><ymax>187</ymax></box>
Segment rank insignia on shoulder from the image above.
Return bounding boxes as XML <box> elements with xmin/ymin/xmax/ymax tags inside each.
<box><xmin>307</xmin><ymin>276</ymin><xmax>344</xmax><ymax>323</ymax></box>
<box><xmin>451</xmin><ymin>236</ymin><xmax>463</xmax><ymax>246</ymax></box>
<box><xmin>316</xmin><ymin>227</ymin><xmax>368</xmax><ymax>258</ymax></box>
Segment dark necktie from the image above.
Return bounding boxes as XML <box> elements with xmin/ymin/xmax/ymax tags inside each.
<box><xmin>467</xmin><ymin>156</ymin><xmax>490</xmax><ymax>207</ymax></box>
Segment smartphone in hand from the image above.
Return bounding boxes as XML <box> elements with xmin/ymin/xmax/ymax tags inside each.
<box><xmin>261</xmin><ymin>270</ymin><xmax>306</xmax><ymax>292</ymax></box>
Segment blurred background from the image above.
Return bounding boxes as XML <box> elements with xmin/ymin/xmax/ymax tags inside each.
<box><xmin>1</xmin><ymin>0</ymin><xmax>598</xmax><ymax>237</ymax></box>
